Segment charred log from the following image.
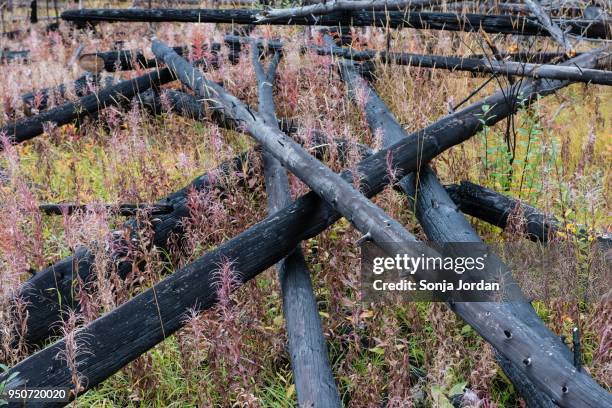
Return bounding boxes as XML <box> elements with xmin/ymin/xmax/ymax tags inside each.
<box><xmin>20</xmin><ymin>73</ymin><xmax>100</xmax><ymax>114</ymax></box>
<box><xmin>39</xmin><ymin>203</ymin><xmax>174</xmax><ymax>216</ymax></box>
<box><xmin>306</xmin><ymin>45</ymin><xmax>612</xmax><ymax>85</ymax></box>
<box><xmin>0</xmin><ymin>67</ymin><xmax>176</xmax><ymax>145</ymax></box>
<box><xmin>252</xmin><ymin>43</ymin><xmax>341</xmax><ymax>407</ymax></box>
<box><xmin>1</xmin><ymin>50</ymin><xmax>30</xmax><ymax>63</ymax></box>
<box><xmin>445</xmin><ymin>181</ymin><xmax>612</xmax><ymax>245</ymax></box>
<box><xmin>337</xmin><ymin>49</ymin><xmax>559</xmax><ymax>408</ymax></box>
<box><xmin>61</xmin><ymin>9</ymin><xmax>612</xmax><ymax>39</ymax></box>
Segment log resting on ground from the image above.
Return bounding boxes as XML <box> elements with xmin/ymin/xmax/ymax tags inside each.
<box><xmin>0</xmin><ymin>68</ymin><xmax>176</xmax><ymax>146</ymax></box>
<box><xmin>79</xmin><ymin>36</ymin><xmax>281</xmax><ymax>74</ymax></box>
<box><xmin>405</xmin><ymin>167</ymin><xmax>565</xmax><ymax>408</ymax></box>
<box><xmin>255</xmin><ymin>0</ymin><xmax>444</xmax><ymax>22</ymax></box>
<box><xmin>306</xmin><ymin>45</ymin><xmax>612</xmax><ymax>85</ymax></box>
<box><xmin>4</xmin><ymin>44</ymin><xmax>611</xmax><ymax>407</ymax></box>
<box><xmin>0</xmin><ymin>50</ymin><xmax>30</xmax><ymax>63</ymax></box>
<box><xmin>78</xmin><ymin>45</ymin><xmax>220</xmax><ymax>73</ymax></box>
<box><xmin>336</xmin><ymin>56</ymin><xmax>557</xmax><ymax>407</ymax></box>
<box><xmin>38</xmin><ymin>203</ymin><xmax>174</xmax><ymax>216</ymax></box>
<box><xmin>445</xmin><ymin>181</ymin><xmax>612</xmax><ymax>246</ymax></box>
<box><xmin>60</xmin><ymin>9</ymin><xmax>612</xmax><ymax>39</ymax></box>
<box><xmin>252</xmin><ymin>44</ymin><xmax>341</xmax><ymax>407</ymax></box>
<box><xmin>466</xmin><ymin>51</ymin><xmax>575</xmax><ymax>63</ymax></box>
<box><xmin>20</xmin><ymin>73</ymin><xmax>103</xmax><ymax>114</ymax></box>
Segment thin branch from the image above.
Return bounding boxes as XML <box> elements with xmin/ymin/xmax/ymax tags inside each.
<box><xmin>257</xmin><ymin>0</ymin><xmax>456</xmax><ymax>22</ymax></box>
<box><xmin>524</xmin><ymin>0</ymin><xmax>574</xmax><ymax>55</ymax></box>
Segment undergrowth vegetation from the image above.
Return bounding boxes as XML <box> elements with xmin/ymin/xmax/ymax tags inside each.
<box><xmin>0</xmin><ymin>14</ymin><xmax>609</xmax><ymax>407</ymax></box>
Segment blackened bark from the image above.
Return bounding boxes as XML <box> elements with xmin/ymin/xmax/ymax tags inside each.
<box><xmin>38</xmin><ymin>203</ymin><xmax>174</xmax><ymax>216</ymax></box>
<box><xmin>1</xmin><ymin>67</ymin><xmax>176</xmax><ymax>145</ymax></box>
<box><xmin>338</xmin><ymin>56</ymin><xmax>558</xmax><ymax>408</ymax></box>
<box><xmin>21</xmin><ymin>72</ymin><xmax>99</xmax><ymax>114</ymax></box>
<box><xmin>445</xmin><ymin>181</ymin><xmax>612</xmax><ymax>246</ymax></box>
<box><xmin>334</xmin><ymin>45</ymin><xmax>610</xmax><ymax>407</ymax></box>
<box><xmin>307</xmin><ymin>45</ymin><xmax>612</xmax><ymax>85</ymax></box>
<box><xmin>61</xmin><ymin>9</ymin><xmax>611</xmax><ymax>39</ymax></box>
<box><xmin>252</xmin><ymin>44</ymin><xmax>341</xmax><ymax>407</ymax></box>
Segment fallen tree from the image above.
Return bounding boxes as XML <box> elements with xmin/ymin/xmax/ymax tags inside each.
<box><xmin>0</xmin><ymin>50</ymin><xmax>30</xmax><ymax>63</ymax></box>
<box><xmin>138</xmin><ymin>88</ymin><xmax>209</xmax><ymax>120</ymax></box>
<box><xmin>78</xmin><ymin>35</ymin><xmax>282</xmax><ymax>73</ymax></box>
<box><xmin>305</xmin><ymin>45</ymin><xmax>612</xmax><ymax>85</ymax></box>
<box><xmin>60</xmin><ymin>9</ymin><xmax>611</xmax><ymax>39</ymax></box>
<box><xmin>255</xmin><ymin>0</ymin><xmax>443</xmax><ymax>22</ymax></box>
<box><xmin>252</xmin><ymin>43</ymin><xmax>341</xmax><ymax>407</ymax></box>
<box><xmin>20</xmin><ymin>73</ymin><xmax>101</xmax><ymax>114</ymax></box>
<box><xmin>3</xmin><ymin>43</ymin><xmax>611</xmax><ymax>407</ymax></box>
<box><xmin>77</xmin><ymin>46</ymin><xmax>218</xmax><ymax>72</ymax></box>
<box><xmin>335</xmin><ymin>54</ymin><xmax>558</xmax><ymax>407</ymax></box>
<box><xmin>38</xmin><ymin>203</ymin><xmax>174</xmax><ymax>216</ymax></box>
<box><xmin>445</xmin><ymin>181</ymin><xmax>612</xmax><ymax>245</ymax></box>
<box><xmin>466</xmin><ymin>51</ymin><xmax>573</xmax><ymax>63</ymax></box>
<box><xmin>78</xmin><ymin>49</ymin><xmax>155</xmax><ymax>72</ymax></box>
<box><xmin>404</xmin><ymin>167</ymin><xmax>564</xmax><ymax>408</ymax></box>
<box><xmin>0</xmin><ymin>67</ymin><xmax>176</xmax><ymax>145</ymax></box>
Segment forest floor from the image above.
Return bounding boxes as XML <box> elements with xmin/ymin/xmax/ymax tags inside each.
<box><xmin>0</xmin><ymin>9</ymin><xmax>610</xmax><ymax>407</ymax></box>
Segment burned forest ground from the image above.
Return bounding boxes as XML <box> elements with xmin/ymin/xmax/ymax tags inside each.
<box><xmin>0</xmin><ymin>11</ymin><xmax>610</xmax><ymax>407</ymax></box>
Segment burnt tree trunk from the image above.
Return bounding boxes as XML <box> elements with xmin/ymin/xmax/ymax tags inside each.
<box><xmin>38</xmin><ymin>203</ymin><xmax>174</xmax><ymax>216</ymax></box>
<box><xmin>77</xmin><ymin>46</ymin><xmax>220</xmax><ymax>73</ymax></box>
<box><xmin>445</xmin><ymin>181</ymin><xmax>612</xmax><ymax>245</ymax></box>
<box><xmin>20</xmin><ymin>72</ymin><xmax>101</xmax><ymax>114</ymax></box>
<box><xmin>0</xmin><ymin>50</ymin><xmax>30</xmax><ymax>62</ymax></box>
<box><xmin>0</xmin><ymin>67</ymin><xmax>176</xmax><ymax>145</ymax></box>
<box><xmin>252</xmin><ymin>44</ymin><xmax>341</xmax><ymax>407</ymax></box>
<box><xmin>466</xmin><ymin>51</ymin><xmax>573</xmax><ymax>63</ymax></box>
<box><xmin>78</xmin><ymin>49</ymin><xmax>151</xmax><ymax>72</ymax></box>
<box><xmin>336</xmin><ymin>57</ymin><xmax>559</xmax><ymax>407</ymax></box>
<box><xmin>30</xmin><ymin>0</ymin><xmax>37</xmax><ymax>23</ymax></box>
<box><xmin>307</xmin><ymin>45</ymin><xmax>612</xmax><ymax>85</ymax></box>
<box><xmin>524</xmin><ymin>0</ymin><xmax>574</xmax><ymax>54</ymax></box>
<box><xmin>60</xmin><ymin>9</ymin><xmax>612</xmax><ymax>39</ymax></box>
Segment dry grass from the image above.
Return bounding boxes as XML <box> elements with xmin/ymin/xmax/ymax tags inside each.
<box><xmin>0</xmin><ymin>9</ymin><xmax>610</xmax><ymax>407</ymax></box>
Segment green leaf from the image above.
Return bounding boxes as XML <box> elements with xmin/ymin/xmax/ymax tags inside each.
<box><xmin>449</xmin><ymin>381</ymin><xmax>467</xmax><ymax>396</ymax></box>
<box><xmin>430</xmin><ymin>385</ymin><xmax>454</xmax><ymax>408</ymax></box>
<box><xmin>368</xmin><ymin>347</ymin><xmax>385</xmax><ymax>356</ymax></box>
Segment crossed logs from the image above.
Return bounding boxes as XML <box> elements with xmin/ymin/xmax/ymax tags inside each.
<box><xmin>0</xmin><ymin>4</ymin><xmax>610</xmax><ymax>408</ymax></box>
